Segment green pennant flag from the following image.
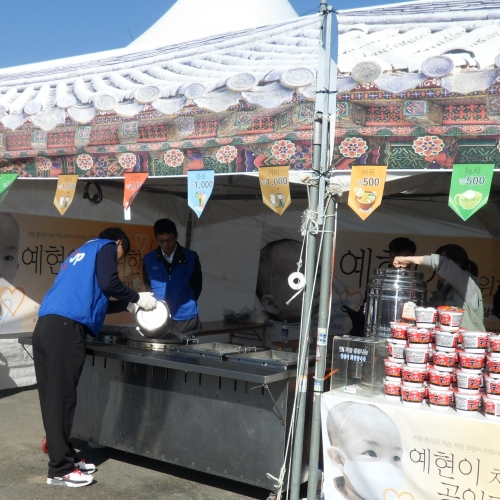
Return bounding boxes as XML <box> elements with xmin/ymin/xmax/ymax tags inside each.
<box><xmin>0</xmin><ymin>174</ymin><xmax>18</xmax><ymax>204</ymax></box>
<box><xmin>448</xmin><ymin>164</ymin><xmax>494</xmax><ymax>221</ymax></box>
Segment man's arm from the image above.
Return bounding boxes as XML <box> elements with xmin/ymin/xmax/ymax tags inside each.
<box><xmin>190</xmin><ymin>254</ymin><xmax>202</xmax><ymax>300</ymax></box>
<box><xmin>96</xmin><ymin>243</ymin><xmax>140</xmax><ymax>307</ymax></box>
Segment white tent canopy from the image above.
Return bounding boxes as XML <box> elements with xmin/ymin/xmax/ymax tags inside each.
<box><xmin>129</xmin><ymin>0</ymin><xmax>299</xmax><ymax>48</ymax></box>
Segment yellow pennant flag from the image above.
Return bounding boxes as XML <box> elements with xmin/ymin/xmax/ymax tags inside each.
<box><xmin>259</xmin><ymin>166</ymin><xmax>291</xmax><ymax>215</ymax></box>
<box><xmin>348</xmin><ymin>166</ymin><xmax>387</xmax><ymax>220</ymax></box>
<box><xmin>54</xmin><ymin>175</ymin><xmax>79</xmax><ymax>215</ymax></box>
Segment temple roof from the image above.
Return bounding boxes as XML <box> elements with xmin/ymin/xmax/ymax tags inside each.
<box><xmin>337</xmin><ymin>0</ymin><xmax>500</xmax><ymax>94</ymax></box>
<box><xmin>0</xmin><ymin>15</ymin><xmax>320</xmax><ymax>132</ymax></box>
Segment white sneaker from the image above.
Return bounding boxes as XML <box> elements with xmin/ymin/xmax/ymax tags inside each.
<box><xmin>75</xmin><ymin>459</ymin><xmax>96</xmax><ymax>474</ymax></box>
<box><xmin>47</xmin><ymin>469</ymin><xmax>93</xmax><ymax>487</ymax></box>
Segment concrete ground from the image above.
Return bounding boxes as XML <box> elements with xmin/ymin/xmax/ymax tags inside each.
<box><xmin>0</xmin><ymin>387</ymin><xmax>275</xmax><ymax>500</ymax></box>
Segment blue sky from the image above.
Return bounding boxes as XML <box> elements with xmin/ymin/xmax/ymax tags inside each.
<box><xmin>0</xmin><ymin>0</ymin><xmax>407</xmax><ymax>69</ymax></box>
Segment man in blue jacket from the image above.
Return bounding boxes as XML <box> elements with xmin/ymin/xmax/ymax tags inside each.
<box><xmin>142</xmin><ymin>218</ymin><xmax>202</xmax><ymax>342</ymax></box>
<box><xmin>33</xmin><ymin>227</ymin><xmax>157</xmax><ymax>488</ymax></box>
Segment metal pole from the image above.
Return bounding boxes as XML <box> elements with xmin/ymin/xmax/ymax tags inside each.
<box><xmin>289</xmin><ymin>113</ymin><xmax>322</xmax><ymax>500</ymax></box>
<box><xmin>306</xmin><ymin>196</ymin><xmax>336</xmax><ymax>500</ymax></box>
<box><xmin>306</xmin><ymin>2</ymin><xmax>337</xmax><ymax>498</ymax></box>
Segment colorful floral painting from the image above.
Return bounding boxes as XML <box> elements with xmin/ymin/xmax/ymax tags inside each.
<box><xmin>216</xmin><ymin>145</ymin><xmax>238</xmax><ymax>164</ymax></box>
<box><xmin>118</xmin><ymin>153</ymin><xmax>137</xmax><ymax>169</ymax></box>
<box><xmin>339</xmin><ymin>137</ymin><xmax>368</xmax><ymax>158</ymax></box>
<box><xmin>35</xmin><ymin>157</ymin><xmax>52</xmax><ymax>171</ymax></box>
<box><xmin>271</xmin><ymin>140</ymin><xmax>296</xmax><ymax>164</ymax></box>
<box><xmin>76</xmin><ymin>154</ymin><xmax>94</xmax><ymax>171</ymax></box>
<box><xmin>412</xmin><ymin>136</ymin><xmax>444</xmax><ymax>157</ymax></box>
<box><xmin>163</xmin><ymin>149</ymin><xmax>185</xmax><ymax>168</ymax></box>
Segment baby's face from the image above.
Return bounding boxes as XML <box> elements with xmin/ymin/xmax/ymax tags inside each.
<box><xmin>339</xmin><ymin>411</ymin><xmax>403</xmax><ymax>469</ymax></box>
<box><xmin>0</xmin><ymin>213</ymin><xmax>20</xmax><ymax>284</ymax></box>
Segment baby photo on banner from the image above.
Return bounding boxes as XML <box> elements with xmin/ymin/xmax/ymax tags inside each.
<box><xmin>321</xmin><ymin>393</ymin><xmax>500</xmax><ymax>500</ymax></box>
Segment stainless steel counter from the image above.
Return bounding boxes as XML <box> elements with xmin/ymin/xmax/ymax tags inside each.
<box><xmin>19</xmin><ymin>336</ymin><xmax>310</xmax><ymax>489</ymax></box>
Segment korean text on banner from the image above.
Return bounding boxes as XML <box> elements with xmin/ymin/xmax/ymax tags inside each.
<box><xmin>187</xmin><ymin>170</ymin><xmax>214</xmax><ymax>218</ymax></box>
<box><xmin>448</xmin><ymin>164</ymin><xmax>494</xmax><ymax>221</ymax></box>
<box><xmin>123</xmin><ymin>173</ymin><xmax>148</xmax><ymax>220</ymax></box>
<box><xmin>321</xmin><ymin>392</ymin><xmax>500</xmax><ymax>500</ymax></box>
<box><xmin>53</xmin><ymin>175</ymin><xmax>78</xmax><ymax>216</ymax></box>
<box><xmin>348</xmin><ymin>166</ymin><xmax>387</xmax><ymax>220</ymax></box>
<box><xmin>0</xmin><ymin>174</ymin><xmax>18</xmax><ymax>204</ymax></box>
<box><xmin>259</xmin><ymin>166</ymin><xmax>291</xmax><ymax>215</ymax></box>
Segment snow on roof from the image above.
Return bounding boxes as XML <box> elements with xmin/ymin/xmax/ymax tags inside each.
<box><xmin>0</xmin><ymin>15</ymin><xmax>321</xmax><ymax>132</ymax></box>
<box><xmin>337</xmin><ymin>0</ymin><xmax>500</xmax><ymax>94</ymax></box>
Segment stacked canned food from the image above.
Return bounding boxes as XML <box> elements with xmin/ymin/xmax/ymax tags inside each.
<box><xmin>383</xmin><ymin>305</ymin><xmax>500</xmax><ymax>418</ymax></box>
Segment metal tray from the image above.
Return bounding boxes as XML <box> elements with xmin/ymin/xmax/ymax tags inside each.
<box><xmin>173</xmin><ymin>342</ymin><xmax>257</xmax><ymax>359</ymax></box>
<box><xmin>226</xmin><ymin>350</ymin><xmax>298</xmax><ymax>368</ymax></box>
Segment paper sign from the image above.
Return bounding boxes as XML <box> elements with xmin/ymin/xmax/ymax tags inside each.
<box><xmin>448</xmin><ymin>164</ymin><xmax>494</xmax><ymax>221</ymax></box>
<box><xmin>187</xmin><ymin>170</ymin><xmax>214</xmax><ymax>218</ymax></box>
<box><xmin>53</xmin><ymin>175</ymin><xmax>78</xmax><ymax>216</ymax></box>
<box><xmin>348</xmin><ymin>166</ymin><xmax>387</xmax><ymax>220</ymax></box>
<box><xmin>259</xmin><ymin>166</ymin><xmax>291</xmax><ymax>215</ymax></box>
<box><xmin>123</xmin><ymin>172</ymin><xmax>148</xmax><ymax>219</ymax></box>
<box><xmin>0</xmin><ymin>174</ymin><xmax>18</xmax><ymax>204</ymax></box>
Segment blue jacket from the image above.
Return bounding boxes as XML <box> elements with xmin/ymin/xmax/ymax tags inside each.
<box><xmin>39</xmin><ymin>239</ymin><xmax>114</xmax><ymax>336</ymax></box>
<box><xmin>143</xmin><ymin>246</ymin><xmax>199</xmax><ymax>321</ymax></box>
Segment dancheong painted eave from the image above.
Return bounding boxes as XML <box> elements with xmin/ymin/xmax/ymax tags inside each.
<box><xmin>337</xmin><ymin>0</ymin><xmax>500</xmax><ymax>95</ymax></box>
<box><xmin>0</xmin><ymin>15</ymin><xmax>321</xmax><ymax>133</ymax></box>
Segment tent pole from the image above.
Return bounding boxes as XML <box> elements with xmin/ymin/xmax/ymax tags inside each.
<box><xmin>305</xmin><ymin>3</ymin><xmax>336</xmax><ymax>497</ymax></box>
<box><xmin>289</xmin><ymin>113</ymin><xmax>322</xmax><ymax>500</ymax></box>
<box><xmin>306</xmin><ymin>196</ymin><xmax>336</xmax><ymax>500</ymax></box>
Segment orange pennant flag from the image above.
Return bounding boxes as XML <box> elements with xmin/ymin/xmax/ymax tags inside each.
<box><xmin>348</xmin><ymin>166</ymin><xmax>387</xmax><ymax>220</ymax></box>
<box><xmin>123</xmin><ymin>173</ymin><xmax>148</xmax><ymax>220</ymax></box>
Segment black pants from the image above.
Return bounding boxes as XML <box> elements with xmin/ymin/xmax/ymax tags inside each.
<box><xmin>32</xmin><ymin>315</ymin><xmax>87</xmax><ymax>477</ymax></box>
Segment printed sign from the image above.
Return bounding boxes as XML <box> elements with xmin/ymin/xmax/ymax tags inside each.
<box><xmin>53</xmin><ymin>175</ymin><xmax>78</xmax><ymax>216</ymax></box>
<box><xmin>448</xmin><ymin>164</ymin><xmax>494</xmax><ymax>221</ymax></box>
<box><xmin>259</xmin><ymin>166</ymin><xmax>291</xmax><ymax>215</ymax></box>
<box><xmin>348</xmin><ymin>166</ymin><xmax>387</xmax><ymax>220</ymax></box>
<box><xmin>0</xmin><ymin>174</ymin><xmax>18</xmax><ymax>204</ymax></box>
<box><xmin>123</xmin><ymin>172</ymin><xmax>148</xmax><ymax>220</ymax></box>
<box><xmin>187</xmin><ymin>170</ymin><xmax>214</xmax><ymax>218</ymax></box>
<box><xmin>322</xmin><ymin>392</ymin><xmax>500</xmax><ymax>500</ymax></box>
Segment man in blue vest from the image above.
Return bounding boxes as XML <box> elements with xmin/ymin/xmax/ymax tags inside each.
<box><xmin>33</xmin><ymin>227</ymin><xmax>157</xmax><ymax>488</ymax></box>
<box><xmin>142</xmin><ymin>218</ymin><xmax>202</xmax><ymax>342</ymax></box>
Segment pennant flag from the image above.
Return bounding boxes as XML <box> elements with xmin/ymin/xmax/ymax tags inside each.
<box><xmin>448</xmin><ymin>164</ymin><xmax>494</xmax><ymax>221</ymax></box>
<box><xmin>187</xmin><ymin>170</ymin><xmax>214</xmax><ymax>218</ymax></box>
<box><xmin>53</xmin><ymin>175</ymin><xmax>79</xmax><ymax>216</ymax></box>
<box><xmin>123</xmin><ymin>173</ymin><xmax>148</xmax><ymax>220</ymax></box>
<box><xmin>348</xmin><ymin>165</ymin><xmax>387</xmax><ymax>220</ymax></box>
<box><xmin>259</xmin><ymin>166</ymin><xmax>291</xmax><ymax>215</ymax></box>
<box><xmin>0</xmin><ymin>174</ymin><xmax>18</xmax><ymax>204</ymax></box>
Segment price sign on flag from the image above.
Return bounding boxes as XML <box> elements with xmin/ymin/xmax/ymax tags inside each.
<box><xmin>0</xmin><ymin>173</ymin><xmax>18</xmax><ymax>204</ymax></box>
<box><xmin>123</xmin><ymin>172</ymin><xmax>148</xmax><ymax>220</ymax></box>
<box><xmin>348</xmin><ymin>166</ymin><xmax>387</xmax><ymax>220</ymax></box>
<box><xmin>53</xmin><ymin>175</ymin><xmax>79</xmax><ymax>215</ymax></box>
<box><xmin>187</xmin><ymin>170</ymin><xmax>214</xmax><ymax>217</ymax></box>
<box><xmin>448</xmin><ymin>164</ymin><xmax>494</xmax><ymax>221</ymax></box>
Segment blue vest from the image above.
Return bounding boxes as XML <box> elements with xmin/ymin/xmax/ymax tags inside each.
<box><xmin>39</xmin><ymin>239</ymin><xmax>114</xmax><ymax>336</ymax></box>
<box><xmin>143</xmin><ymin>246</ymin><xmax>198</xmax><ymax>321</ymax></box>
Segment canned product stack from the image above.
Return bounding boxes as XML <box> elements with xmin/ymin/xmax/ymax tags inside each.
<box><xmin>383</xmin><ymin>306</ymin><xmax>500</xmax><ymax>418</ymax></box>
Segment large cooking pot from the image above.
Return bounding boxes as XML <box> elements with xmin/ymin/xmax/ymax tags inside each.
<box><xmin>365</xmin><ymin>268</ymin><xmax>427</xmax><ymax>338</ymax></box>
<box><xmin>135</xmin><ymin>300</ymin><xmax>171</xmax><ymax>339</ymax></box>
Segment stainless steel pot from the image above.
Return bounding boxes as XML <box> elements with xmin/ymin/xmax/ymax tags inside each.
<box><xmin>365</xmin><ymin>268</ymin><xmax>427</xmax><ymax>338</ymax></box>
<box><xmin>135</xmin><ymin>300</ymin><xmax>171</xmax><ymax>339</ymax></box>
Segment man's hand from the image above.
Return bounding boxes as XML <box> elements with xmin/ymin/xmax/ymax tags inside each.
<box><xmin>127</xmin><ymin>302</ymin><xmax>139</xmax><ymax>314</ymax></box>
<box><xmin>137</xmin><ymin>292</ymin><xmax>157</xmax><ymax>311</ymax></box>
